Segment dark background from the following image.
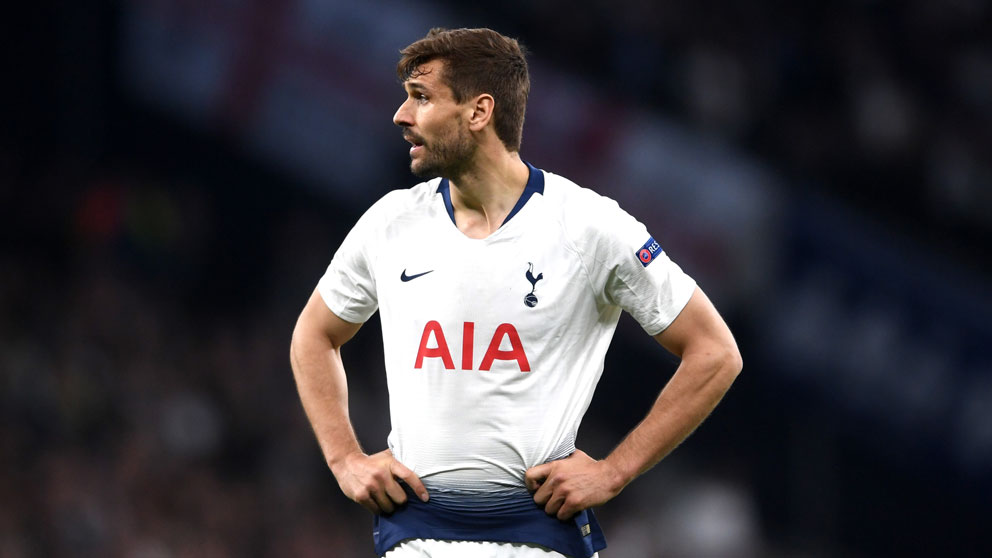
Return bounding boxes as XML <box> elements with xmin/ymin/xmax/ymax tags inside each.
<box><xmin>2</xmin><ymin>1</ymin><xmax>990</xmax><ymax>556</ymax></box>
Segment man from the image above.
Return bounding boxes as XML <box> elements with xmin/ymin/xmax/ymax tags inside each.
<box><xmin>290</xmin><ymin>27</ymin><xmax>742</xmax><ymax>557</ymax></box>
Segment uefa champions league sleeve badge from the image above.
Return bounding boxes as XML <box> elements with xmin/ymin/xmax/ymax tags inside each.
<box><xmin>524</xmin><ymin>262</ymin><xmax>543</xmax><ymax>307</ymax></box>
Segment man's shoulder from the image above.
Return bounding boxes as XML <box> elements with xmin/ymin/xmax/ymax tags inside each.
<box><xmin>540</xmin><ymin>170</ymin><xmax>628</xmax><ymax>234</ymax></box>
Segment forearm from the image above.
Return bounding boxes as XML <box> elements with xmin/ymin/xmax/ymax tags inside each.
<box><xmin>603</xmin><ymin>347</ymin><xmax>741</xmax><ymax>487</ymax></box>
<box><xmin>289</xmin><ymin>331</ymin><xmax>363</xmax><ymax>473</ymax></box>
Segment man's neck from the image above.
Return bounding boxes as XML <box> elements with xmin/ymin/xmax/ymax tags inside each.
<box><xmin>447</xmin><ymin>150</ymin><xmax>530</xmax><ymax>239</ymax></box>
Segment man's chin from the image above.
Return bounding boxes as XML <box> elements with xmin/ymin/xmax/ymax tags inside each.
<box><xmin>410</xmin><ymin>161</ymin><xmax>441</xmax><ymax>179</ymax></box>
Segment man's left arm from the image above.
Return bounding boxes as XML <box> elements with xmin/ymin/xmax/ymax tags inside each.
<box><xmin>526</xmin><ymin>286</ymin><xmax>742</xmax><ymax>519</ymax></box>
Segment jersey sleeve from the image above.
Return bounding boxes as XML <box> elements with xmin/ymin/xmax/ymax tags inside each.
<box><xmin>316</xmin><ymin>202</ymin><xmax>382</xmax><ymax>324</ymax></box>
<box><xmin>572</xmin><ymin>192</ymin><xmax>697</xmax><ymax>336</ymax></box>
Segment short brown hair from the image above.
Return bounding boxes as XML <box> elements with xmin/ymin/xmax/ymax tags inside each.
<box><xmin>397</xmin><ymin>28</ymin><xmax>530</xmax><ymax>152</ymax></box>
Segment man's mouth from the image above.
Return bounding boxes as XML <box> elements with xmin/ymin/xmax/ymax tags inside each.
<box><xmin>404</xmin><ymin>134</ymin><xmax>425</xmax><ymax>156</ymax></box>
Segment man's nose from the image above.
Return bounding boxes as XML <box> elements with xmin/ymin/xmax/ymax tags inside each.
<box><xmin>393</xmin><ymin>99</ymin><xmax>413</xmax><ymax>127</ymax></box>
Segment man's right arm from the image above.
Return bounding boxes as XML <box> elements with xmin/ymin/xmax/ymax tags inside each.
<box><xmin>289</xmin><ymin>289</ymin><xmax>428</xmax><ymax>513</ymax></box>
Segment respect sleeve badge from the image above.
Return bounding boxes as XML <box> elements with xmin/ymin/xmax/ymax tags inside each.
<box><xmin>636</xmin><ymin>236</ymin><xmax>663</xmax><ymax>267</ymax></box>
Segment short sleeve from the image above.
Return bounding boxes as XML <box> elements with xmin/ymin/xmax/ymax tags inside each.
<box><xmin>607</xmin><ymin>242</ymin><xmax>696</xmax><ymax>336</ymax></box>
<box><xmin>574</xmin><ymin>193</ymin><xmax>696</xmax><ymax>336</ymax></box>
<box><xmin>316</xmin><ymin>204</ymin><xmax>381</xmax><ymax>324</ymax></box>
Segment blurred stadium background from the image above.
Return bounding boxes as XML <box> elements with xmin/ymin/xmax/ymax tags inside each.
<box><xmin>3</xmin><ymin>0</ymin><xmax>991</xmax><ymax>556</ymax></box>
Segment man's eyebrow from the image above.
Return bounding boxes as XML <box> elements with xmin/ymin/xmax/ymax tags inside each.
<box><xmin>404</xmin><ymin>82</ymin><xmax>429</xmax><ymax>93</ymax></box>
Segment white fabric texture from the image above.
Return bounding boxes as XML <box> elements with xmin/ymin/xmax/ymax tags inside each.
<box><xmin>383</xmin><ymin>538</ymin><xmax>599</xmax><ymax>558</ymax></box>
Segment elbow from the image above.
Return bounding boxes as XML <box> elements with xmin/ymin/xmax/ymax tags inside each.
<box><xmin>711</xmin><ymin>342</ymin><xmax>742</xmax><ymax>386</ymax></box>
<box><xmin>723</xmin><ymin>343</ymin><xmax>743</xmax><ymax>382</ymax></box>
<box><xmin>683</xmin><ymin>340</ymin><xmax>741</xmax><ymax>390</ymax></box>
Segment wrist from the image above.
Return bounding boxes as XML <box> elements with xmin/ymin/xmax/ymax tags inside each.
<box><xmin>601</xmin><ymin>456</ymin><xmax>633</xmax><ymax>493</ymax></box>
<box><xmin>327</xmin><ymin>449</ymin><xmax>364</xmax><ymax>477</ymax></box>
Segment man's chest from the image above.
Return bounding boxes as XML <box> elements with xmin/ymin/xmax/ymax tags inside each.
<box><xmin>378</xmin><ymin>225</ymin><xmax>589</xmax><ymax>317</ymax></box>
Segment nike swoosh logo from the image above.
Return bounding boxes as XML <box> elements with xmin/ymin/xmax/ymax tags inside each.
<box><xmin>400</xmin><ymin>269</ymin><xmax>434</xmax><ymax>282</ymax></box>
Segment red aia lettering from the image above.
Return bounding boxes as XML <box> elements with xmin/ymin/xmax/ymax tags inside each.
<box><xmin>461</xmin><ymin>322</ymin><xmax>474</xmax><ymax>371</ymax></box>
<box><xmin>414</xmin><ymin>320</ymin><xmax>455</xmax><ymax>369</ymax></box>
<box><xmin>413</xmin><ymin>321</ymin><xmax>530</xmax><ymax>372</ymax></box>
<box><xmin>479</xmin><ymin>323</ymin><xmax>531</xmax><ymax>372</ymax></box>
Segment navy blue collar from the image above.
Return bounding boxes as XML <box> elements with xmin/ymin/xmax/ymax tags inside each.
<box><xmin>436</xmin><ymin>161</ymin><xmax>545</xmax><ymax>228</ymax></box>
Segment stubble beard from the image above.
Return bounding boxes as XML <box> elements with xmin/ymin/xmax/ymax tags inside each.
<box><xmin>410</xmin><ymin>126</ymin><xmax>477</xmax><ymax>180</ymax></box>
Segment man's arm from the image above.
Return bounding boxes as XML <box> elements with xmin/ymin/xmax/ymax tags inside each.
<box><xmin>290</xmin><ymin>289</ymin><xmax>429</xmax><ymax>513</ymax></box>
<box><xmin>525</xmin><ymin>286</ymin><xmax>741</xmax><ymax>519</ymax></box>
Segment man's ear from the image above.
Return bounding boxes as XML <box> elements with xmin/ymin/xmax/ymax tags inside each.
<box><xmin>467</xmin><ymin>94</ymin><xmax>495</xmax><ymax>132</ymax></box>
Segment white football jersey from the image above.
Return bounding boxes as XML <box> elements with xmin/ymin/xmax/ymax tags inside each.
<box><xmin>317</xmin><ymin>163</ymin><xmax>696</xmax><ymax>495</ymax></box>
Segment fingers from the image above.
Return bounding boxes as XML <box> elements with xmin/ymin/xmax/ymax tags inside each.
<box><xmin>358</xmin><ymin>455</ymin><xmax>428</xmax><ymax>516</ymax></box>
<box><xmin>544</xmin><ymin>490</ymin><xmax>566</xmax><ymax>517</ymax></box>
<box><xmin>390</xmin><ymin>460</ymin><xmax>429</xmax><ymax>502</ymax></box>
<box><xmin>353</xmin><ymin>488</ymin><xmax>382</xmax><ymax>515</ymax></box>
<box><xmin>340</xmin><ymin>452</ymin><xmax>422</xmax><ymax>515</ymax></box>
<box><xmin>525</xmin><ymin>463</ymin><xmax>550</xmax><ymax>492</ymax></box>
<box><xmin>532</xmin><ymin>473</ymin><xmax>555</xmax><ymax>506</ymax></box>
<box><xmin>556</xmin><ymin>500</ymin><xmax>580</xmax><ymax>521</ymax></box>
<box><xmin>537</xmin><ymin>480</ymin><xmax>582</xmax><ymax>520</ymax></box>
<box><xmin>382</xmin><ymin>476</ymin><xmax>408</xmax><ymax>508</ymax></box>
<box><xmin>369</xmin><ymin>458</ymin><xmax>423</xmax><ymax>514</ymax></box>
<box><xmin>358</xmin><ymin>501</ymin><xmax>381</xmax><ymax>514</ymax></box>
<box><xmin>529</xmin><ymin>452</ymin><xmax>596</xmax><ymax>519</ymax></box>
<box><xmin>354</xmin><ymin>478</ymin><xmax>406</xmax><ymax>515</ymax></box>
<box><xmin>370</xmin><ymin>486</ymin><xmax>396</xmax><ymax>514</ymax></box>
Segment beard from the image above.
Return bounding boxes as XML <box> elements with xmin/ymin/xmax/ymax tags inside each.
<box><xmin>409</xmin><ymin>124</ymin><xmax>477</xmax><ymax>179</ymax></box>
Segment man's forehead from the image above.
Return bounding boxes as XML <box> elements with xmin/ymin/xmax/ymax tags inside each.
<box><xmin>403</xmin><ymin>60</ymin><xmax>445</xmax><ymax>89</ymax></box>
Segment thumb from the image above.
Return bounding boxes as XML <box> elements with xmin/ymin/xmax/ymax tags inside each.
<box><xmin>524</xmin><ymin>463</ymin><xmax>551</xmax><ymax>492</ymax></box>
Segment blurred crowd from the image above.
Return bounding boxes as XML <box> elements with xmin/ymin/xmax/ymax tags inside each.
<box><xmin>1</xmin><ymin>155</ymin><xmax>373</xmax><ymax>556</ymax></box>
